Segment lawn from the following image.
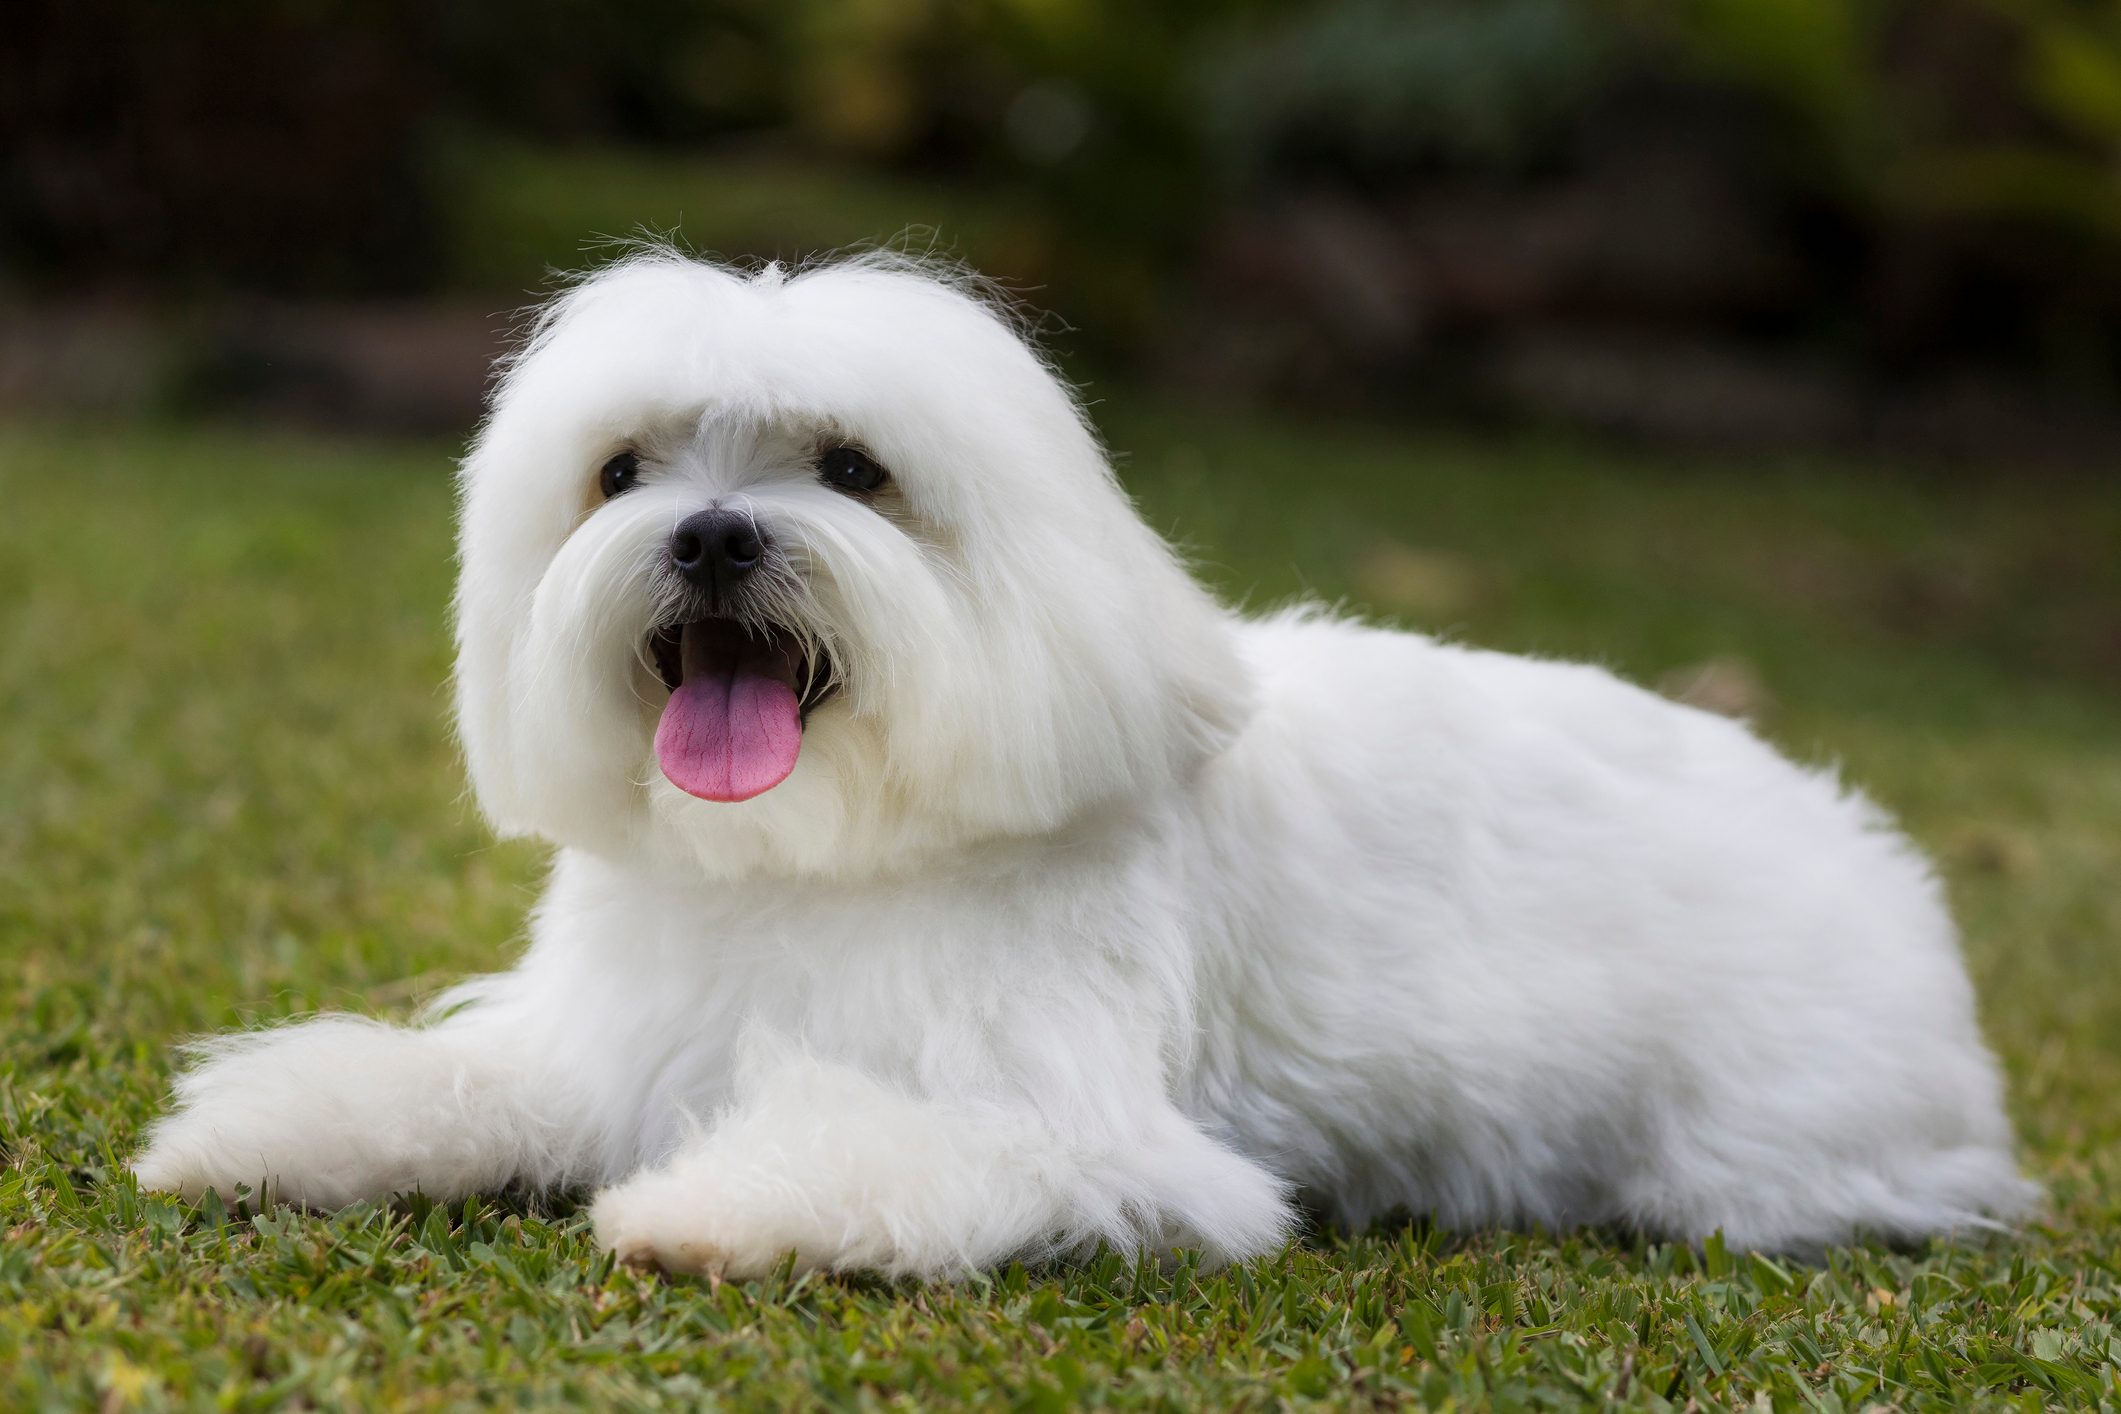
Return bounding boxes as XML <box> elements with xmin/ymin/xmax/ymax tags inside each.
<box><xmin>2</xmin><ymin>408</ymin><xmax>2118</xmax><ymax>1410</ymax></box>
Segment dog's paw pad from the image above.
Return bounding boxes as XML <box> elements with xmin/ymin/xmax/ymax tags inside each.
<box><xmin>591</xmin><ymin>1186</ymin><xmax>732</xmax><ymax>1278</ymax></box>
<box><xmin>611</xmin><ymin>1240</ymin><xmax>669</xmax><ymax>1275</ymax></box>
<box><xmin>605</xmin><ymin>1231</ymin><xmax>725</xmax><ymax>1279</ymax></box>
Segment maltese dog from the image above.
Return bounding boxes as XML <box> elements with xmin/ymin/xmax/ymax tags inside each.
<box><xmin>135</xmin><ymin>252</ymin><xmax>2035</xmax><ymax>1277</ymax></box>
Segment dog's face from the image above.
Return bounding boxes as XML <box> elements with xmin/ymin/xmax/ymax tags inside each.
<box><xmin>455</xmin><ymin>254</ymin><xmax>1249</xmax><ymax>880</ymax></box>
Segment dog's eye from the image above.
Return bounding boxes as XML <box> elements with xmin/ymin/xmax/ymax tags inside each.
<box><xmin>817</xmin><ymin>445</ymin><xmax>888</xmax><ymax>496</ymax></box>
<box><xmin>599</xmin><ymin>451</ymin><xmax>641</xmax><ymax>499</ymax></box>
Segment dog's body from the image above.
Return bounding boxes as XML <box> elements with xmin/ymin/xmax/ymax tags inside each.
<box><xmin>135</xmin><ymin>254</ymin><xmax>2034</xmax><ymax>1276</ymax></box>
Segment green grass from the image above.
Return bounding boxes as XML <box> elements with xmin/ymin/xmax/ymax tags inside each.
<box><xmin>3</xmin><ymin>409</ymin><xmax>2119</xmax><ymax>1410</ymax></box>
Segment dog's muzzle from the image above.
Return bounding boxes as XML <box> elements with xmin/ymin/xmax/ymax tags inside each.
<box><xmin>646</xmin><ymin>513</ymin><xmax>838</xmax><ymax>805</ymax></box>
<box><xmin>669</xmin><ymin>508</ymin><xmax>763</xmax><ymax>606</ymax></box>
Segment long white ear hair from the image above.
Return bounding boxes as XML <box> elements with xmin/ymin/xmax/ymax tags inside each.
<box><xmin>450</xmin><ymin>265</ymin><xmax>655</xmax><ymax>841</ymax></box>
<box><xmin>902</xmin><ymin>404</ymin><xmax>1257</xmax><ymax>834</ymax></box>
<box><xmin>450</xmin><ymin>438</ymin><xmax>544</xmax><ymax>839</ymax></box>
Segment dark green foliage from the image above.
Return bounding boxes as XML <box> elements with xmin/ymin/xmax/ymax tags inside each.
<box><xmin>1203</xmin><ymin>0</ymin><xmax>1616</xmax><ymax>179</ymax></box>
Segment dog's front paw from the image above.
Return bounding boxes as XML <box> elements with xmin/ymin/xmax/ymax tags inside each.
<box><xmin>589</xmin><ymin>1168</ymin><xmax>795</xmax><ymax>1280</ymax></box>
<box><xmin>131</xmin><ymin>1118</ymin><xmax>267</xmax><ymax>1206</ymax></box>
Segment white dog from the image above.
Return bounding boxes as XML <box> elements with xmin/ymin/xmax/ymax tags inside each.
<box><xmin>135</xmin><ymin>251</ymin><xmax>2036</xmax><ymax>1278</ymax></box>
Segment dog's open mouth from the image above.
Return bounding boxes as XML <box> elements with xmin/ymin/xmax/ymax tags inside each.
<box><xmin>647</xmin><ymin>618</ymin><xmax>835</xmax><ymax>803</ymax></box>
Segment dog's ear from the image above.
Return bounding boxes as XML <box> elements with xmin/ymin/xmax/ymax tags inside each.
<box><xmin>1080</xmin><ymin>509</ymin><xmax>1255</xmax><ymax>774</ymax></box>
<box><xmin>452</xmin><ymin>413</ymin><xmax>643</xmax><ymax>844</ymax></box>
<box><xmin>451</xmin><ymin>577</ymin><xmax>525</xmax><ymax>836</ymax></box>
<box><xmin>451</xmin><ymin>441</ymin><xmax>535</xmax><ymax>837</ymax></box>
<box><xmin>451</xmin><ymin>390</ymin><xmax>616</xmax><ymax>841</ymax></box>
<box><xmin>1155</xmin><ymin>577</ymin><xmax>1256</xmax><ymax>767</ymax></box>
<box><xmin>893</xmin><ymin>466</ymin><xmax>1255</xmax><ymax>837</ymax></box>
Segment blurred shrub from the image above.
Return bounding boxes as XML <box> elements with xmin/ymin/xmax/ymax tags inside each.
<box><xmin>1203</xmin><ymin>0</ymin><xmax>1616</xmax><ymax>182</ymax></box>
<box><xmin>1636</xmin><ymin>0</ymin><xmax>2121</xmax><ymax>379</ymax></box>
<box><xmin>1643</xmin><ymin>0</ymin><xmax>2121</xmax><ymax>217</ymax></box>
<box><xmin>6</xmin><ymin>0</ymin><xmax>2120</xmax><ymax>416</ymax></box>
<box><xmin>438</xmin><ymin>141</ymin><xmax>1024</xmax><ymax>292</ymax></box>
<box><xmin>426</xmin><ymin>0</ymin><xmax>789</xmax><ymax>144</ymax></box>
<box><xmin>1903</xmin><ymin>0</ymin><xmax>2121</xmax><ymax>235</ymax></box>
<box><xmin>3</xmin><ymin>0</ymin><xmax>440</xmax><ymax>295</ymax></box>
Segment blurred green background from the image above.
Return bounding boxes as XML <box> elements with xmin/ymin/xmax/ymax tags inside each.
<box><xmin>8</xmin><ymin>0</ymin><xmax>2121</xmax><ymax>455</ymax></box>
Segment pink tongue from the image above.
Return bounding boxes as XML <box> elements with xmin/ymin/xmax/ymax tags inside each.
<box><xmin>654</xmin><ymin>627</ymin><xmax>804</xmax><ymax>802</ymax></box>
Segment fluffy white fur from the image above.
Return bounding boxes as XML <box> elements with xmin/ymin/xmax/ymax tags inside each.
<box><xmin>135</xmin><ymin>251</ymin><xmax>2036</xmax><ymax>1278</ymax></box>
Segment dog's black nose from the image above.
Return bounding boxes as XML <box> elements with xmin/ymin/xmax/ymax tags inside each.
<box><xmin>670</xmin><ymin>508</ymin><xmax>765</xmax><ymax>598</ymax></box>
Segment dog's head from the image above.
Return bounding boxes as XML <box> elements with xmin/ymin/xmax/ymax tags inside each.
<box><xmin>454</xmin><ymin>252</ymin><xmax>1249</xmax><ymax>879</ymax></box>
